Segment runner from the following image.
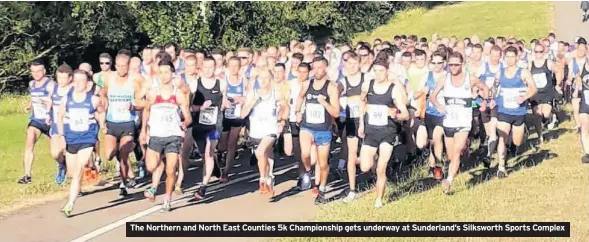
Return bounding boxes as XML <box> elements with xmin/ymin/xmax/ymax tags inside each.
<box><xmin>48</xmin><ymin>64</ymin><xmax>73</xmax><ymax>185</ymax></box>
<box><xmin>490</xmin><ymin>46</ymin><xmax>537</xmax><ymax>178</ymax></box>
<box><xmin>286</xmin><ymin>63</ymin><xmax>310</xmax><ymax>186</ymax></box>
<box><xmin>240</xmin><ymin>69</ymin><xmax>288</xmax><ymax>196</ymax></box>
<box><xmin>295</xmin><ymin>56</ymin><xmax>340</xmax><ymax>204</ymax></box>
<box><xmin>479</xmin><ymin>45</ymin><xmax>503</xmax><ymax>167</ymax></box>
<box><xmin>217</xmin><ymin>57</ymin><xmax>247</xmax><ymax>183</ymax></box>
<box><xmin>567</xmin><ymin>38</ymin><xmax>588</xmax><ymax>132</ymax></box>
<box><xmin>165</xmin><ymin>43</ymin><xmax>185</xmax><ymax>73</ymax></box>
<box><xmin>211</xmin><ymin>48</ymin><xmax>226</xmax><ymax>80</ymax></box>
<box><xmin>140</xmin><ymin>59</ymin><xmax>191</xmax><ymax>211</ymax></box>
<box><xmin>430</xmin><ymin>51</ymin><xmax>489</xmax><ymax>194</ymax></box>
<box><xmin>420</xmin><ymin>51</ymin><xmax>447</xmax><ymax>179</ymax></box>
<box><xmin>191</xmin><ymin>57</ymin><xmax>227</xmax><ymax>200</ymax></box>
<box><xmin>576</xmin><ymin>54</ymin><xmax>589</xmax><ymax>163</ymax></box>
<box><xmin>93</xmin><ymin>53</ymin><xmax>113</xmax><ymax>89</ymax></box>
<box><xmin>405</xmin><ymin>49</ymin><xmax>430</xmax><ymax>163</ymax></box>
<box><xmin>529</xmin><ymin>43</ymin><xmax>557</xmax><ymax>144</ymax></box>
<box><xmin>18</xmin><ymin>60</ymin><xmax>54</xmax><ymax>184</ymax></box>
<box><xmin>100</xmin><ymin>50</ymin><xmax>145</xmax><ymax>197</ymax></box>
<box><xmin>358</xmin><ymin>60</ymin><xmax>408</xmax><ymax>208</ymax></box>
<box><xmin>57</xmin><ymin>70</ymin><xmax>102</xmax><ymax>217</ymax></box>
<box><xmin>176</xmin><ymin>55</ymin><xmax>199</xmax><ymax>193</ymax></box>
<box><xmin>341</xmin><ymin>52</ymin><xmax>367</xmax><ymax>203</ymax></box>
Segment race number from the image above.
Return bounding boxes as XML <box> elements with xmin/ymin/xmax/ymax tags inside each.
<box><xmin>367</xmin><ymin>104</ymin><xmax>388</xmax><ymax>126</ymax></box>
<box><xmin>32</xmin><ymin>102</ymin><xmax>48</xmax><ymax>120</ymax></box>
<box><xmin>111</xmin><ymin>102</ymin><xmax>131</xmax><ymax>121</ymax></box>
<box><xmin>68</xmin><ymin>108</ymin><xmax>89</xmax><ymax>132</ymax></box>
<box><xmin>532</xmin><ymin>73</ymin><xmax>548</xmax><ymax>88</ymax></box>
<box><xmin>199</xmin><ymin>106</ymin><xmax>218</xmax><ymax>125</ymax></box>
<box><xmin>305</xmin><ymin>103</ymin><xmax>325</xmax><ymax>124</ymax></box>
<box><xmin>501</xmin><ymin>88</ymin><xmax>524</xmax><ymax>109</ymax></box>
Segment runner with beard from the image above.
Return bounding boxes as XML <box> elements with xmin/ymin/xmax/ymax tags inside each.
<box><xmin>295</xmin><ymin>56</ymin><xmax>340</xmax><ymax>204</ymax></box>
<box><xmin>430</xmin><ymin>51</ymin><xmax>489</xmax><ymax>194</ymax></box>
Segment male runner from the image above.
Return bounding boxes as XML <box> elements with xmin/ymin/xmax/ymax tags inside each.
<box><xmin>57</xmin><ymin>70</ymin><xmax>102</xmax><ymax>217</ymax></box>
<box><xmin>18</xmin><ymin>60</ymin><xmax>54</xmax><ymax>184</ymax></box>
<box><xmin>430</xmin><ymin>51</ymin><xmax>488</xmax><ymax>194</ymax></box>
<box><xmin>295</xmin><ymin>56</ymin><xmax>340</xmax><ymax>204</ymax></box>
<box><xmin>341</xmin><ymin>52</ymin><xmax>366</xmax><ymax>203</ymax></box>
<box><xmin>48</xmin><ymin>64</ymin><xmax>73</xmax><ymax>185</ymax></box>
<box><xmin>165</xmin><ymin>43</ymin><xmax>185</xmax><ymax>73</ymax></box>
<box><xmin>490</xmin><ymin>46</ymin><xmax>537</xmax><ymax>178</ymax></box>
<box><xmin>576</xmin><ymin>56</ymin><xmax>589</xmax><ymax>163</ymax></box>
<box><xmin>93</xmin><ymin>53</ymin><xmax>113</xmax><ymax>89</ymax></box>
<box><xmin>358</xmin><ymin>60</ymin><xmax>409</xmax><ymax>208</ymax></box>
<box><xmin>241</xmin><ymin>69</ymin><xmax>288</xmax><ymax>196</ymax></box>
<box><xmin>405</xmin><ymin>49</ymin><xmax>430</xmax><ymax>162</ymax></box>
<box><xmin>567</xmin><ymin>38</ymin><xmax>588</xmax><ymax>131</ymax></box>
<box><xmin>192</xmin><ymin>57</ymin><xmax>227</xmax><ymax>200</ymax></box>
<box><xmin>100</xmin><ymin>50</ymin><xmax>145</xmax><ymax>197</ymax></box>
<box><xmin>217</xmin><ymin>57</ymin><xmax>247</xmax><ymax>183</ymax></box>
<box><xmin>140</xmin><ymin>59</ymin><xmax>191</xmax><ymax>211</ymax></box>
<box><xmin>286</xmin><ymin>63</ymin><xmax>310</xmax><ymax>184</ymax></box>
<box><xmin>479</xmin><ymin>45</ymin><xmax>503</xmax><ymax>167</ymax></box>
<box><xmin>529</xmin><ymin>43</ymin><xmax>557</xmax><ymax>144</ymax></box>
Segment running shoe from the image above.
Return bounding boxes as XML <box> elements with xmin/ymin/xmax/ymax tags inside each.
<box><xmin>17</xmin><ymin>175</ymin><xmax>31</xmax><ymax>184</ymax></box>
<box><xmin>374</xmin><ymin>200</ymin><xmax>383</xmax><ymax>208</ymax></box>
<box><xmin>161</xmin><ymin>199</ymin><xmax>171</xmax><ymax>213</ymax></box>
<box><xmin>311</xmin><ymin>187</ymin><xmax>319</xmax><ymax>198</ymax></box>
<box><xmin>258</xmin><ymin>181</ymin><xmax>268</xmax><ymax>194</ymax></box>
<box><xmin>126</xmin><ymin>179</ymin><xmax>136</xmax><ymax>188</ymax></box>
<box><xmin>194</xmin><ymin>186</ymin><xmax>207</xmax><ymax>200</ymax></box>
<box><xmin>299</xmin><ymin>172</ymin><xmax>312</xmax><ymax>191</ymax></box>
<box><xmin>342</xmin><ymin>189</ymin><xmax>357</xmax><ymax>203</ymax></box>
<box><xmin>582</xmin><ymin>154</ymin><xmax>589</xmax><ymax>164</ymax></box>
<box><xmin>61</xmin><ymin>204</ymin><xmax>73</xmax><ymax>218</ymax></box>
<box><xmin>144</xmin><ymin>187</ymin><xmax>157</xmax><ymax>201</ymax></box>
<box><xmin>56</xmin><ymin>162</ymin><xmax>67</xmax><ymax>185</ymax></box>
<box><xmin>119</xmin><ymin>187</ymin><xmax>128</xmax><ymax>198</ymax></box>
<box><xmin>249</xmin><ymin>151</ymin><xmax>258</xmax><ymax>167</ymax></box>
<box><xmin>137</xmin><ymin>160</ymin><xmax>146</xmax><ymax>179</ymax></box>
<box><xmin>266</xmin><ymin>176</ymin><xmax>275</xmax><ymax>197</ymax></box>
<box><xmin>433</xmin><ymin>167</ymin><xmax>443</xmax><ymax>180</ymax></box>
<box><xmin>482</xmin><ymin>157</ymin><xmax>492</xmax><ymax>169</ymax></box>
<box><xmin>314</xmin><ymin>189</ymin><xmax>327</xmax><ymax>205</ymax></box>
<box><xmin>497</xmin><ymin>169</ymin><xmax>508</xmax><ymax>179</ymax></box>
<box><xmin>219</xmin><ymin>171</ymin><xmax>229</xmax><ymax>184</ymax></box>
<box><xmin>441</xmin><ymin>179</ymin><xmax>452</xmax><ymax>195</ymax></box>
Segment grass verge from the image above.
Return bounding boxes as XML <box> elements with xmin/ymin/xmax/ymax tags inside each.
<box><xmin>0</xmin><ymin>114</ymin><xmax>120</xmax><ymax>214</ymax></box>
<box><xmin>354</xmin><ymin>1</ymin><xmax>553</xmax><ymax>43</ymax></box>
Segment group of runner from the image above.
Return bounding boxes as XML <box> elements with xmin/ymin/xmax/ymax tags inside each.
<box><xmin>19</xmin><ymin>32</ymin><xmax>589</xmax><ymax>216</ymax></box>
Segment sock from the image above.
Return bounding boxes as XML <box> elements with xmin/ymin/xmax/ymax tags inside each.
<box><xmin>487</xmin><ymin>139</ymin><xmax>498</xmax><ymax>157</ymax></box>
<box><xmin>447</xmin><ymin>175</ymin><xmax>454</xmax><ymax>183</ymax></box>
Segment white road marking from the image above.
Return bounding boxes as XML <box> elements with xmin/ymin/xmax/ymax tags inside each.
<box><xmin>69</xmin><ymin>163</ymin><xmax>298</xmax><ymax>242</ymax></box>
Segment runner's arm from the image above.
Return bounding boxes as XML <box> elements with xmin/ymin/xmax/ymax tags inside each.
<box><xmin>414</xmin><ymin>73</ymin><xmax>429</xmax><ymax>99</ymax></box>
<box><xmin>574</xmin><ymin>75</ymin><xmax>581</xmax><ymax>98</ymax></box>
<box><xmin>276</xmin><ymin>91</ymin><xmax>289</xmax><ymax>124</ymax></box>
<box><xmin>295</xmin><ymin>81</ymin><xmax>310</xmax><ymax>115</ymax></box>
<box><xmin>240</xmin><ymin>89</ymin><xmax>256</xmax><ymax>119</ymax></box>
<box><xmin>489</xmin><ymin>72</ymin><xmax>502</xmax><ymax>99</ymax></box>
<box><xmin>141</xmin><ymin>92</ymin><xmax>153</xmax><ymax>136</ymax></box>
<box><xmin>323</xmin><ymin>82</ymin><xmax>340</xmax><ymax>118</ymax></box>
<box><xmin>358</xmin><ymin>80</ymin><xmax>370</xmax><ymax>126</ymax></box>
<box><xmin>521</xmin><ymin>69</ymin><xmax>538</xmax><ymax>100</ymax></box>
<box><xmin>92</xmin><ymin>95</ymin><xmax>104</xmax><ymax>114</ymax></box>
<box><xmin>471</xmin><ymin>75</ymin><xmax>489</xmax><ymax>99</ymax></box>
<box><xmin>429</xmin><ymin>76</ymin><xmax>446</xmax><ymax>110</ymax></box>
<box><xmin>56</xmin><ymin>96</ymin><xmax>67</xmax><ymax>136</ymax></box>
<box><xmin>282</xmin><ymin>88</ymin><xmax>291</xmax><ymax>121</ymax></box>
<box><xmin>133</xmin><ymin>75</ymin><xmax>147</xmax><ymax>110</ymax></box>
<box><xmin>177</xmin><ymin>89</ymin><xmax>192</xmax><ymax>128</ymax></box>
<box><xmin>220</xmin><ymin>79</ymin><xmax>230</xmax><ymax>110</ymax></box>
<box><xmin>393</xmin><ymin>82</ymin><xmax>409</xmax><ymax>121</ymax></box>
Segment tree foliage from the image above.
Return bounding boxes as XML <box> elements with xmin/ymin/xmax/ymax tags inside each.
<box><xmin>0</xmin><ymin>1</ymin><xmax>429</xmax><ymax>93</ymax></box>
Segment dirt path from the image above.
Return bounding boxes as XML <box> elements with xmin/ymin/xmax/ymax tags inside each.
<box><xmin>553</xmin><ymin>1</ymin><xmax>589</xmax><ymax>42</ymax></box>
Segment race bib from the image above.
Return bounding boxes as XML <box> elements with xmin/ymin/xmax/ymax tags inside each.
<box><xmin>158</xmin><ymin>110</ymin><xmax>175</xmax><ymax>126</ymax></box>
<box><xmin>584</xmin><ymin>90</ymin><xmax>589</xmax><ymax>105</ymax></box>
<box><xmin>111</xmin><ymin>102</ymin><xmax>131</xmax><ymax>121</ymax></box>
<box><xmin>199</xmin><ymin>106</ymin><xmax>218</xmax><ymax>125</ymax></box>
<box><xmin>224</xmin><ymin>104</ymin><xmax>241</xmax><ymax>119</ymax></box>
<box><xmin>69</xmin><ymin>108</ymin><xmax>89</xmax><ymax>132</ymax></box>
<box><xmin>445</xmin><ymin>105</ymin><xmax>471</xmax><ymax>128</ymax></box>
<box><xmin>339</xmin><ymin>96</ymin><xmax>347</xmax><ymax>109</ymax></box>
<box><xmin>485</xmin><ymin>76</ymin><xmax>496</xmax><ymax>88</ymax></box>
<box><xmin>348</xmin><ymin>96</ymin><xmax>361</xmax><ymax>118</ymax></box>
<box><xmin>32</xmin><ymin>102</ymin><xmax>47</xmax><ymax>120</ymax></box>
<box><xmin>305</xmin><ymin>103</ymin><xmax>325</xmax><ymax>124</ymax></box>
<box><xmin>533</xmin><ymin>73</ymin><xmax>548</xmax><ymax>88</ymax></box>
<box><xmin>367</xmin><ymin>104</ymin><xmax>388</xmax><ymax>126</ymax></box>
<box><xmin>502</xmin><ymin>88</ymin><xmax>523</xmax><ymax>109</ymax></box>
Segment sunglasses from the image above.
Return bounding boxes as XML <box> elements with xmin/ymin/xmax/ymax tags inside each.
<box><xmin>100</xmin><ymin>62</ymin><xmax>111</xmax><ymax>65</ymax></box>
<box><xmin>534</xmin><ymin>50</ymin><xmax>544</xmax><ymax>53</ymax></box>
<box><xmin>431</xmin><ymin>61</ymin><xmax>444</xmax><ymax>65</ymax></box>
<box><xmin>238</xmin><ymin>57</ymin><xmax>248</xmax><ymax>59</ymax></box>
<box><xmin>448</xmin><ymin>63</ymin><xmax>462</xmax><ymax>67</ymax></box>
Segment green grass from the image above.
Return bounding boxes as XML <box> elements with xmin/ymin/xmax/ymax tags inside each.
<box><xmin>0</xmin><ymin>114</ymin><xmax>119</xmax><ymax>214</ymax></box>
<box><xmin>0</xmin><ymin>94</ymin><xmax>29</xmax><ymax>116</ymax></box>
<box><xmin>282</xmin><ymin>2</ymin><xmax>589</xmax><ymax>242</ymax></box>
<box><xmin>354</xmin><ymin>1</ymin><xmax>553</xmax><ymax>43</ymax></box>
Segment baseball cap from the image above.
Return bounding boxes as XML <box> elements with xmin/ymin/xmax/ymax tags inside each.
<box><xmin>577</xmin><ymin>37</ymin><xmax>587</xmax><ymax>45</ymax></box>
